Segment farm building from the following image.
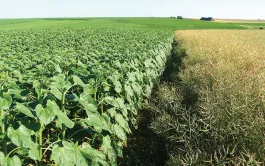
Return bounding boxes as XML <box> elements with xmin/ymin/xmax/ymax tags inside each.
<box><xmin>200</xmin><ymin>17</ymin><xmax>215</xmax><ymax>21</ymax></box>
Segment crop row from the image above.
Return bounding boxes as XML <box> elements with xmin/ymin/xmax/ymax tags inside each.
<box><xmin>0</xmin><ymin>28</ymin><xmax>173</xmax><ymax>165</ymax></box>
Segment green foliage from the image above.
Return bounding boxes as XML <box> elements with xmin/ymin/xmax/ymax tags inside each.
<box><xmin>177</xmin><ymin>16</ymin><xmax>183</xmax><ymax>19</ymax></box>
<box><xmin>0</xmin><ymin>27</ymin><xmax>172</xmax><ymax>165</ymax></box>
<box><xmin>0</xmin><ymin>152</ymin><xmax>21</xmax><ymax>166</ymax></box>
<box><xmin>51</xmin><ymin>141</ymin><xmax>89</xmax><ymax>166</ymax></box>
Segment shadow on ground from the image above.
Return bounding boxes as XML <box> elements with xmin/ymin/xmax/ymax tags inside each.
<box><xmin>118</xmin><ymin>108</ymin><xmax>168</xmax><ymax>166</ymax></box>
<box><xmin>118</xmin><ymin>40</ymin><xmax>188</xmax><ymax>166</ymax></box>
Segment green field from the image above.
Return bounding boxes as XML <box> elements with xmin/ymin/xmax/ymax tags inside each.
<box><xmin>0</xmin><ymin>18</ymin><xmax>260</xmax><ymax>166</ymax></box>
<box><xmin>0</xmin><ymin>17</ymin><xmax>246</xmax><ymax>30</ymax></box>
<box><xmin>0</xmin><ymin>18</ymin><xmax>39</xmax><ymax>26</ymax></box>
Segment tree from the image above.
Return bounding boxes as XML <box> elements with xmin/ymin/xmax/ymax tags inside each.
<box><xmin>177</xmin><ymin>16</ymin><xmax>183</xmax><ymax>19</ymax></box>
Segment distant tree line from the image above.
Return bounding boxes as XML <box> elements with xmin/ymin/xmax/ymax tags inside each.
<box><xmin>170</xmin><ymin>16</ymin><xmax>183</xmax><ymax>19</ymax></box>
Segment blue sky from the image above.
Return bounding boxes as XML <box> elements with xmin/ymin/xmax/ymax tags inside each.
<box><xmin>0</xmin><ymin>0</ymin><xmax>264</xmax><ymax>19</ymax></box>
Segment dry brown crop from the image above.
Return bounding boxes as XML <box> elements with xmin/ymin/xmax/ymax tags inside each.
<box><xmin>159</xmin><ymin>30</ymin><xmax>265</xmax><ymax>165</ymax></box>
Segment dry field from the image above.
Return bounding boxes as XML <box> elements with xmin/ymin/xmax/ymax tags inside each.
<box><xmin>165</xmin><ymin>30</ymin><xmax>265</xmax><ymax>164</ymax></box>
<box><xmin>175</xmin><ymin>30</ymin><xmax>265</xmax><ymax>97</ymax></box>
<box><xmin>215</xmin><ymin>19</ymin><xmax>265</xmax><ymax>23</ymax></box>
<box><xmin>185</xmin><ymin>18</ymin><xmax>265</xmax><ymax>23</ymax></box>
